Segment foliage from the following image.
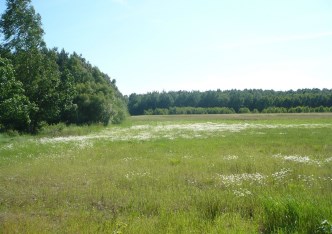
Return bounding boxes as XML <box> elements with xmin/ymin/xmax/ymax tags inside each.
<box><xmin>0</xmin><ymin>0</ymin><xmax>45</xmax><ymax>51</ymax></box>
<box><xmin>128</xmin><ymin>89</ymin><xmax>332</xmax><ymax>115</ymax></box>
<box><xmin>0</xmin><ymin>56</ymin><xmax>35</xmax><ymax>131</ymax></box>
<box><xmin>57</xmin><ymin>51</ymin><xmax>127</xmax><ymax>125</ymax></box>
<box><xmin>13</xmin><ymin>48</ymin><xmax>62</xmax><ymax>132</ymax></box>
<box><xmin>144</xmin><ymin>107</ymin><xmax>236</xmax><ymax>115</ymax></box>
<box><xmin>239</xmin><ymin>107</ymin><xmax>251</xmax><ymax>113</ymax></box>
<box><xmin>0</xmin><ymin>1</ymin><xmax>127</xmax><ymax>133</ymax></box>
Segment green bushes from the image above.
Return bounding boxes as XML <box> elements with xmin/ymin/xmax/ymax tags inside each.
<box><xmin>239</xmin><ymin>107</ymin><xmax>251</xmax><ymax>113</ymax></box>
<box><xmin>141</xmin><ymin>106</ymin><xmax>332</xmax><ymax>115</ymax></box>
<box><xmin>262</xmin><ymin>106</ymin><xmax>332</xmax><ymax>114</ymax></box>
<box><xmin>144</xmin><ymin>107</ymin><xmax>236</xmax><ymax>115</ymax></box>
<box><xmin>128</xmin><ymin>89</ymin><xmax>332</xmax><ymax>115</ymax></box>
<box><xmin>262</xmin><ymin>107</ymin><xmax>288</xmax><ymax>113</ymax></box>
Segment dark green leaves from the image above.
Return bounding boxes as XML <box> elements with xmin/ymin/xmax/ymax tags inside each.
<box><xmin>0</xmin><ymin>0</ymin><xmax>45</xmax><ymax>52</ymax></box>
<box><xmin>0</xmin><ymin>56</ymin><xmax>36</xmax><ymax>131</ymax></box>
<box><xmin>0</xmin><ymin>0</ymin><xmax>127</xmax><ymax>133</ymax></box>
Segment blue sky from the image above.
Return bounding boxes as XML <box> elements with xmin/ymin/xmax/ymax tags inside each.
<box><xmin>1</xmin><ymin>0</ymin><xmax>331</xmax><ymax>95</ymax></box>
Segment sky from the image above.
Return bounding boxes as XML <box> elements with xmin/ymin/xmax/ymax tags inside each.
<box><xmin>0</xmin><ymin>0</ymin><xmax>331</xmax><ymax>95</ymax></box>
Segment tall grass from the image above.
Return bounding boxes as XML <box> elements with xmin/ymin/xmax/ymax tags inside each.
<box><xmin>0</xmin><ymin>114</ymin><xmax>331</xmax><ymax>233</ymax></box>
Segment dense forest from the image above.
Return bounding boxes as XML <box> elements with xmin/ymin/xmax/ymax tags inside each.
<box><xmin>128</xmin><ymin>89</ymin><xmax>332</xmax><ymax>115</ymax></box>
<box><xmin>0</xmin><ymin>0</ymin><xmax>127</xmax><ymax>133</ymax></box>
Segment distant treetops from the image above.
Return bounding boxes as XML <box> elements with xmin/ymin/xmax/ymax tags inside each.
<box><xmin>0</xmin><ymin>0</ymin><xmax>127</xmax><ymax>133</ymax></box>
<box><xmin>128</xmin><ymin>89</ymin><xmax>332</xmax><ymax>115</ymax></box>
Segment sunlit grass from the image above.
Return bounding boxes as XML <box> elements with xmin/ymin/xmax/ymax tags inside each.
<box><xmin>0</xmin><ymin>114</ymin><xmax>332</xmax><ymax>233</ymax></box>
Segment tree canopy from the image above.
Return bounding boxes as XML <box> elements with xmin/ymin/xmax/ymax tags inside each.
<box><xmin>0</xmin><ymin>0</ymin><xmax>45</xmax><ymax>52</ymax></box>
<box><xmin>0</xmin><ymin>0</ymin><xmax>127</xmax><ymax>133</ymax></box>
<box><xmin>0</xmin><ymin>56</ymin><xmax>35</xmax><ymax>131</ymax></box>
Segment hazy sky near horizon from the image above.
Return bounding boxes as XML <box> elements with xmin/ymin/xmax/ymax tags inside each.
<box><xmin>0</xmin><ymin>0</ymin><xmax>331</xmax><ymax>95</ymax></box>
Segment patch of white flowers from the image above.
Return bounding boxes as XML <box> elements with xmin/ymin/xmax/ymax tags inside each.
<box><xmin>223</xmin><ymin>155</ymin><xmax>239</xmax><ymax>160</ymax></box>
<box><xmin>35</xmin><ymin>122</ymin><xmax>332</xmax><ymax>145</ymax></box>
<box><xmin>216</xmin><ymin>173</ymin><xmax>266</xmax><ymax>187</ymax></box>
<box><xmin>273</xmin><ymin>154</ymin><xmax>322</xmax><ymax>165</ymax></box>
<box><xmin>271</xmin><ymin>168</ymin><xmax>292</xmax><ymax>181</ymax></box>
<box><xmin>325</xmin><ymin>157</ymin><xmax>332</xmax><ymax>163</ymax></box>
<box><xmin>122</xmin><ymin>157</ymin><xmax>138</xmax><ymax>162</ymax></box>
<box><xmin>125</xmin><ymin>171</ymin><xmax>150</xmax><ymax>180</ymax></box>
<box><xmin>297</xmin><ymin>174</ymin><xmax>316</xmax><ymax>187</ymax></box>
<box><xmin>182</xmin><ymin>155</ymin><xmax>192</xmax><ymax>159</ymax></box>
<box><xmin>2</xmin><ymin>143</ymin><xmax>14</xmax><ymax>150</ymax></box>
<box><xmin>233</xmin><ymin>188</ymin><xmax>252</xmax><ymax>197</ymax></box>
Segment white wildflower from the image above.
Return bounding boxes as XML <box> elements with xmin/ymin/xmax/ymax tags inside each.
<box><xmin>284</xmin><ymin>155</ymin><xmax>311</xmax><ymax>163</ymax></box>
<box><xmin>273</xmin><ymin>154</ymin><xmax>322</xmax><ymax>165</ymax></box>
<box><xmin>233</xmin><ymin>188</ymin><xmax>252</xmax><ymax>197</ymax></box>
<box><xmin>35</xmin><ymin>122</ymin><xmax>332</xmax><ymax>144</ymax></box>
<box><xmin>271</xmin><ymin>168</ymin><xmax>292</xmax><ymax>182</ymax></box>
<box><xmin>125</xmin><ymin>171</ymin><xmax>150</xmax><ymax>180</ymax></box>
<box><xmin>2</xmin><ymin>143</ymin><xmax>14</xmax><ymax>150</ymax></box>
<box><xmin>122</xmin><ymin>157</ymin><xmax>138</xmax><ymax>162</ymax></box>
<box><xmin>298</xmin><ymin>174</ymin><xmax>315</xmax><ymax>183</ymax></box>
<box><xmin>216</xmin><ymin>173</ymin><xmax>267</xmax><ymax>187</ymax></box>
<box><xmin>224</xmin><ymin>155</ymin><xmax>238</xmax><ymax>160</ymax></box>
<box><xmin>182</xmin><ymin>155</ymin><xmax>192</xmax><ymax>159</ymax></box>
<box><xmin>325</xmin><ymin>157</ymin><xmax>332</xmax><ymax>163</ymax></box>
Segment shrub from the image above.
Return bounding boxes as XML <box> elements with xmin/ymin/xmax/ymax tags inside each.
<box><xmin>239</xmin><ymin>107</ymin><xmax>251</xmax><ymax>113</ymax></box>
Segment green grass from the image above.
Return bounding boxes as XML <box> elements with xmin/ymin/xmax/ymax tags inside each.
<box><xmin>1</xmin><ymin>114</ymin><xmax>332</xmax><ymax>233</ymax></box>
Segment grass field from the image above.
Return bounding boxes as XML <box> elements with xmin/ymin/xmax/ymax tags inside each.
<box><xmin>1</xmin><ymin>114</ymin><xmax>332</xmax><ymax>233</ymax></box>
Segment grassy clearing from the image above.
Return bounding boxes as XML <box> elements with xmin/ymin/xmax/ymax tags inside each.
<box><xmin>1</xmin><ymin>114</ymin><xmax>332</xmax><ymax>233</ymax></box>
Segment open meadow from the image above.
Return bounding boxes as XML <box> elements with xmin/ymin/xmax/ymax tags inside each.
<box><xmin>1</xmin><ymin>114</ymin><xmax>332</xmax><ymax>233</ymax></box>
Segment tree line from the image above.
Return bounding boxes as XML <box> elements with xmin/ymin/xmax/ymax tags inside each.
<box><xmin>128</xmin><ymin>89</ymin><xmax>332</xmax><ymax>115</ymax></box>
<box><xmin>1</xmin><ymin>1</ymin><xmax>331</xmax><ymax>133</ymax></box>
<box><xmin>0</xmin><ymin>0</ymin><xmax>127</xmax><ymax>133</ymax></box>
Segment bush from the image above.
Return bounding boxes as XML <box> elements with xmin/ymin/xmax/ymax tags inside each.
<box><xmin>154</xmin><ymin>108</ymin><xmax>169</xmax><ymax>115</ymax></box>
<box><xmin>239</xmin><ymin>107</ymin><xmax>251</xmax><ymax>113</ymax></box>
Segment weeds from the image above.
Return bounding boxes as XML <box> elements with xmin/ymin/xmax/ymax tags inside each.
<box><xmin>0</xmin><ymin>114</ymin><xmax>331</xmax><ymax>233</ymax></box>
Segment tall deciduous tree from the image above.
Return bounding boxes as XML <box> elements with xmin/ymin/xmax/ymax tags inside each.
<box><xmin>0</xmin><ymin>0</ymin><xmax>45</xmax><ymax>52</ymax></box>
<box><xmin>1</xmin><ymin>0</ymin><xmax>62</xmax><ymax>132</ymax></box>
<box><xmin>0</xmin><ymin>56</ymin><xmax>36</xmax><ymax>131</ymax></box>
<box><xmin>0</xmin><ymin>0</ymin><xmax>127</xmax><ymax>132</ymax></box>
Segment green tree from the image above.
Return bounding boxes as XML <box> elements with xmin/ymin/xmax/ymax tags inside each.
<box><xmin>13</xmin><ymin>48</ymin><xmax>61</xmax><ymax>132</ymax></box>
<box><xmin>65</xmin><ymin>52</ymin><xmax>127</xmax><ymax>125</ymax></box>
<box><xmin>0</xmin><ymin>57</ymin><xmax>35</xmax><ymax>131</ymax></box>
<box><xmin>1</xmin><ymin>0</ymin><xmax>62</xmax><ymax>132</ymax></box>
<box><xmin>0</xmin><ymin>0</ymin><xmax>45</xmax><ymax>52</ymax></box>
<box><xmin>1</xmin><ymin>0</ymin><xmax>127</xmax><ymax>131</ymax></box>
